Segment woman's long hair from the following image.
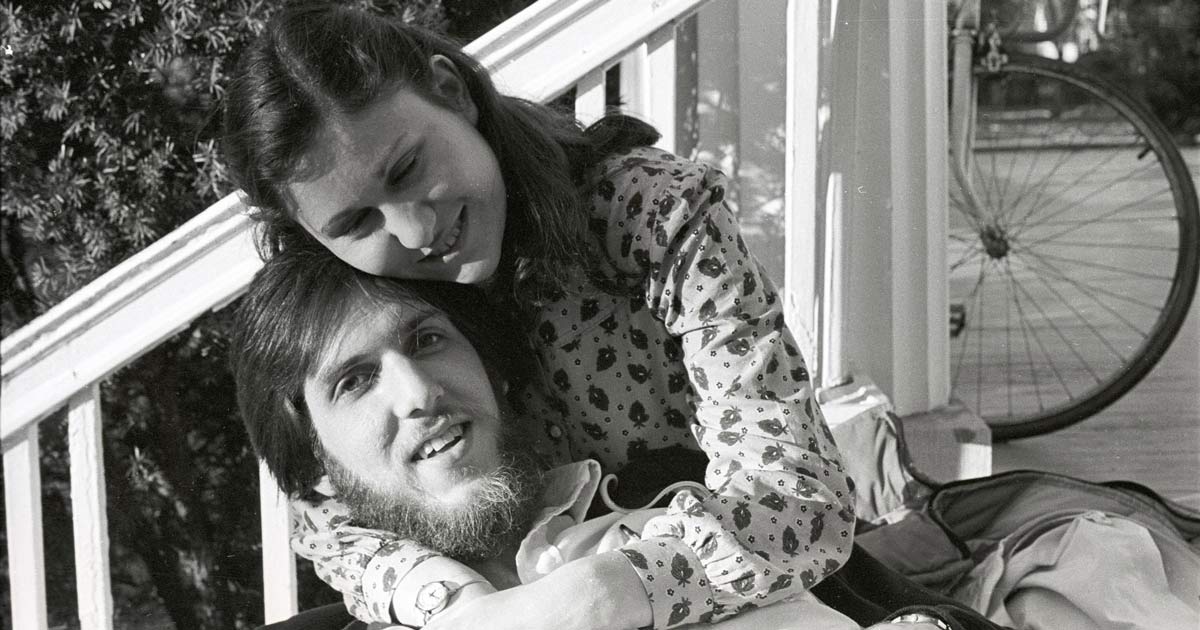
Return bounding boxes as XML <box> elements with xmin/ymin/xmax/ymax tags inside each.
<box><xmin>221</xmin><ymin>2</ymin><xmax>658</xmax><ymax>307</ymax></box>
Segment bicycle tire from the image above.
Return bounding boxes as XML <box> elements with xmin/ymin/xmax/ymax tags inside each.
<box><xmin>949</xmin><ymin>53</ymin><xmax>1200</xmax><ymax>441</ymax></box>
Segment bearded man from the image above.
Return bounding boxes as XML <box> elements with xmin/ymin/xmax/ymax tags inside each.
<box><xmin>232</xmin><ymin>245</ymin><xmax>949</xmax><ymax>630</ymax></box>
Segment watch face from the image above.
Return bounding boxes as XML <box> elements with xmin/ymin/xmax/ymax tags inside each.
<box><xmin>416</xmin><ymin>581</ymin><xmax>452</xmax><ymax>613</ymax></box>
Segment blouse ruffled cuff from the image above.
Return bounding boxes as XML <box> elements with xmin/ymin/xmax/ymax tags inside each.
<box><xmin>617</xmin><ymin>536</ymin><xmax>717</xmax><ymax>628</ymax></box>
<box><xmin>640</xmin><ymin>489</ymin><xmax>806</xmax><ymax>624</ymax></box>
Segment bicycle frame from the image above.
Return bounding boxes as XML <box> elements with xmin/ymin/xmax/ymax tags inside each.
<box><xmin>949</xmin><ymin>0</ymin><xmax>987</xmax><ymax>227</ymax></box>
<box><xmin>950</xmin><ymin>0</ymin><xmax>1088</xmax><ymax>229</ymax></box>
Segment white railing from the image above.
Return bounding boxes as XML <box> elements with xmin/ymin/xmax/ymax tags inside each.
<box><xmin>0</xmin><ymin>0</ymin><xmax>721</xmax><ymax>627</ymax></box>
<box><xmin>2</xmin><ymin>1</ymin><xmax>964</xmax><ymax>627</ymax></box>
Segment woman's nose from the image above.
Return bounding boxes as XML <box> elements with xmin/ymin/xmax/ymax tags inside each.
<box><xmin>381</xmin><ymin>353</ymin><xmax>445</xmax><ymax>419</ymax></box>
<box><xmin>380</xmin><ymin>202</ymin><xmax>437</xmax><ymax>250</ymax></box>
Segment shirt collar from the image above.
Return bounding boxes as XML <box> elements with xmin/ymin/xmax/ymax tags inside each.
<box><xmin>527</xmin><ymin>459</ymin><xmax>603</xmax><ymax>532</ymax></box>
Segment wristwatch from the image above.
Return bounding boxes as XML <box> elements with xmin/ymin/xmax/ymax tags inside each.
<box><xmin>414</xmin><ymin>579</ymin><xmax>484</xmax><ymax>625</ymax></box>
<box><xmin>889</xmin><ymin>612</ymin><xmax>954</xmax><ymax>630</ymax></box>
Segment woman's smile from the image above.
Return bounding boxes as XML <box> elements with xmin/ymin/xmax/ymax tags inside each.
<box><xmin>420</xmin><ymin>208</ymin><xmax>465</xmax><ymax>262</ymax></box>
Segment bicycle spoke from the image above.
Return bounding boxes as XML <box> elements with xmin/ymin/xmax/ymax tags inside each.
<box><xmin>1028</xmin><ymin>239</ymin><xmax>1177</xmax><ymax>252</ymax></box>
<box><xmin>1003</xmin><ymin>139</ymin><xmax>1086</xmax><ymax>229</ymax></box>
<box><xmin>952</xmin><ymin>254</ymin><xmax>991</xmax><ymax>390</ymax></box>
<box><xmin>1000</xmin><ymin>263</ymin><xmax>1047</xmax><ymax>415</ymax></box>
<box><xmin>1013</xmin><ymin>266</ymin><xmax>1047</xmax><ymax>414</ymax></box>
<box><xmin>977</xmin><ymin>260</ymin><xmax>984</xmax><ymax>414</ymax></box>
<box><xmin>1015</xmin><ymin>247</ymin><xmax>1156</xmax><ymax>335</ymax></box>
<box><xmin>1010</xmin><ymin>144</ymin><xmax>1132</xmax><ymax>230</ymax></box>
<box><xmin>986</xmin><ymin>146</ymin><xmax>1045</xmax><ymax>227</ymax></box>
<box><xmin>1008</xmin><ymin>266</ymin><xmax>1101</xmax><ymax>387</ymax></box>
<box><xmin>950</xmin><ymin>241</ymin><xmax>985</xmax><ymax>272</ymax></box>
<box><xmin>1014</xmin><ymin>156</ymin><xmax>1160</xmax><ymax>234</ymax></box>
<box><xmin>1030</xmin><ymin>214</ymin><xmax>1178</xmax><ymax>227</ymax></box>
<box><xmin>987</xmin><ymin>149</ymin><xmax>1016</xmax><ymax>227</ymax></box>
<box><xmin>1017</xmin><ymin>186</ymin><xmax>1177</xmax><ymax>248</ymax></box>
<box><xmin>1005</xmin><ymin>258</ymin><xmax>1013</xmax><ymax>417</ymax></box>
<box><xmin>1023</xmin><ymin>156</ymin><xmax>1165</xmax><ymax>231</ymax></box>
<box><xmin>950</xmin><ymin>197</ymin><xmax>987</xmax><ymax>234</ymax></box>
<box><xmin>1027</xmin><ymin>259</ymin><xmax>1130</xmax><ymax>364</ymax></box>
<box><xmin>1003</xmin><ymin>143</ymin><xmax>1050</xmax><ymax>228</ymax></box>
<box><xmin>1005</xmin><ymin>264</ymin><xmax>1075</xmax><ymax>398</ymax></box>
<box><xmin>949</xmin><ymin>232</ymin><xmax>979</xmax><ymax>244</ymax></box>
<box><xmin>1022</xmin><ymin>249</ymin><xmax>1175</xmax><ymax>283</ymax></box>
<box><xmin>972</xmin><ymin>149</ymin><xmax>1002</xmax><ymax>218</ymax></box>
<box><xmin>1000</xmin><ymin>149</ymin><xmax>1022</xmax><ymax>221</ymax></box>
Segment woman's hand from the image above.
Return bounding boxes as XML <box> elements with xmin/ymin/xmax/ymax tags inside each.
<box><xmin>424</xmin><ymin>552</ymin><xmax>652</xmax><ymax>630</ymax></box>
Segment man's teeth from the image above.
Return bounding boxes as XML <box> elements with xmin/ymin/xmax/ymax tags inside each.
<box><xmin>418</xmin><ymin>424</ymin><xmax>464</xmax><ymax>460</ymax></box>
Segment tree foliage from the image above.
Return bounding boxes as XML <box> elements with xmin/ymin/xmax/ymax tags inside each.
<box><xmin>1080</xmin><ymin>0</ymin><xmax>1200</xmax><ymax>138</ymax></box>
<box><xmin>0</xmin><ymin>1</ymin><xmax>447</xmax><ymax>628</ymax></box>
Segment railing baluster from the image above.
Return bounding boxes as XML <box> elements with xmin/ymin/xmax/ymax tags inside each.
<box><xmin>259</xmin><ymin>462</ymin><xmax>297</xmax><ymax>623</ymax></box>
<box><xmin>644</xmin><ymin>23</ymin><xmax>678</xmax><ymax>154</ymax></box>
<box><xmin>4</xmin><ymin>424</ymin><xmax>49</xmax><ymax>630</ymax></box>
<box><xmin>619</xmin><ymin>45</ymin><xmax>648</xmax><ymax>117</ymax></box>
<box><xmin>68</xmin><ymin>385</ymin><xmax>114</xmax><ymax>630</ymax></box>
<box><xmin>2</xmin><ymin>4</ymin><xmax>722</xmax><ymax>625</ymax></box>
<box><xmin>575</xmin><ymin>67</ymin><xmax>607</xmax><ymax>125</ymax></box>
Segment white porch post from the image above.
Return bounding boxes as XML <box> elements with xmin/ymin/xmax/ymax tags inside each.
<box><xmin>825</xmin><ymin>0</ymin><xmax>891</xmax><ymax>393</ymax></box>
<box><xmin>783</xmin><ymin>0</ymin><xmax>822</xmax><ymax>363</ymax></box>
<box><xmin>888</xmin><ymin>0</ymin><xmax>950</xmax><ymax>414</ymax></box>
<box><xmin>817</xmin><ymin>0</ymin><xmax>988</xmax><ymax>479</ymax></box>
<box><xmin>821</xmin><ymin>0</ymin><xmax>950</xmax><ymax>413</ymax></box>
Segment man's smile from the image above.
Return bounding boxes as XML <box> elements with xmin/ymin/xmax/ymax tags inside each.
<box><xmin>415</xmin><ymin>422</ymin><xmax>467</xmax><ymax>461</ymax></box>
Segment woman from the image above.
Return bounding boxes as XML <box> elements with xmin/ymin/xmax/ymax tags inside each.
<box><xmin>221</xmin><ymin>4</ymin><xmax>960</xmax><ymax>629</ymax></box>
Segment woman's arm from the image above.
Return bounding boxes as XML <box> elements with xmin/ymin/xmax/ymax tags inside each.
<box><xmin>424</xmin><ymin>550</ymin><xmax>652</xmax><ymax>630</ymax></box>
<box><xmin>591</xmin><ymin>148</ymin><xmax>858</xmax><ymax>626</ymax></box>
<box><xmin>291</xmin><ymin>493</ymin><xmax>489</xmax><ymax>625</ymax></box>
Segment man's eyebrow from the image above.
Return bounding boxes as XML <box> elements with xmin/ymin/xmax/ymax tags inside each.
<box><xmin>310</xmin><ymin>309</ymin><xmax>437</xmax><ymax>387</ymax></box>
<box><xmin>316</xmin><ymin>135</ymin><xmax>409</xmax><ymax>237</ymax></box>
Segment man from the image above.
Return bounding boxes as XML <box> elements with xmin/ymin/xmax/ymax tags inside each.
<box><xmin>232</xmin><ymin>245</ymin><xmax>943</xmax><ymax>630</ymax></box>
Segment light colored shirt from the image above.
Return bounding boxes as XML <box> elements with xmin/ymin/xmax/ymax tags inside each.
<box><xmin>293</xmin><ymin>147</ymin><xmax>857</xmax><ymax>626</ymax></box>
<box><xmin>494</xmin><ymin>459</ymin><xmax>858</xmax><ymax>630</ymax></box>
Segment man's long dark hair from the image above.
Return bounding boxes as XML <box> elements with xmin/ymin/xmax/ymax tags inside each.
<box><xmin>229</xmin><ymin>242</ymin><xmax>537</xmax><ymax>496</ymax></box>
<box><xmin>221</xmin><ymin>2</ymin><xmax>659</xmax><ymax>306</ymax></box>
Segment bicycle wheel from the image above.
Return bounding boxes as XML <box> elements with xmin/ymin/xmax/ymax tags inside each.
<box><xmin>949</xmin><ymin>53</ymin><xmax>1199</xmax><ymax>441</ymax></box>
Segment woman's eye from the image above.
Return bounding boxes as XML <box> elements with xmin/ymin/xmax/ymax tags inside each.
<box><xmin>348</xmin><ymin>211</ymin><xmax>371</xmax><ymax>234</ymax></box>
<box><xmin>388</xmin><ymin>157</ymin><xmax>418</xmax><ymax>187</ymax></box>
<box><xmin>335</xmin><ymin>369</ymin><xmax>377</xmax><ymax>399</ymax></box>
<box><xmin>336</xmin><ymin>209</ymin><xmax>374</xmax><ymax>238</ymax></box>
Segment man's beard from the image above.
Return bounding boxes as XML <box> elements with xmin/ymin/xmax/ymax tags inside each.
<box><xmin>324</xmin><ymin>415</ymin><xmax>545</xmax><ymax>563</ymax></box>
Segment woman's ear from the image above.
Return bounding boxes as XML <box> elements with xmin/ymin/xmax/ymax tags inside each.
<box><xmin>429</xmin><ymin>54</ymin><xmax>478</xmax><ymax>125</ymax></box>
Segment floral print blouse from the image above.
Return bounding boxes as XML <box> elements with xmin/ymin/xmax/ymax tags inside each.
<box><xmin>290</xmin><ymin>147</ymin><xmax>857</xmax><ymax>626</ymax></box>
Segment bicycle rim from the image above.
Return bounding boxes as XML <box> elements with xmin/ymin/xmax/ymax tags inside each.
<box><xmin>949</xmin><ymin>54</ymin><xmax>1200</xmax><ymax>441</ymax></box>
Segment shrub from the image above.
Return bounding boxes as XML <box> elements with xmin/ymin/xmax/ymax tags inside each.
<box><xmin>0</xmin><ymin>1</ymin><xmax>447</xmax><ymax>628</ymax></box>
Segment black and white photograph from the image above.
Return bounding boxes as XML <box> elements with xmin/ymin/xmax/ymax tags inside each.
<box><xmin>2</xmin><ymin>1</ymin><xmax>1197</xmax><ymax>629</ymax></box>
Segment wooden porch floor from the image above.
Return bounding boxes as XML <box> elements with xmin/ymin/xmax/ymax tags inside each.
<box><xmin>992</xmin><ymin>147</ymin><xmax>1200</xmax><ymax>511</ymax></box>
